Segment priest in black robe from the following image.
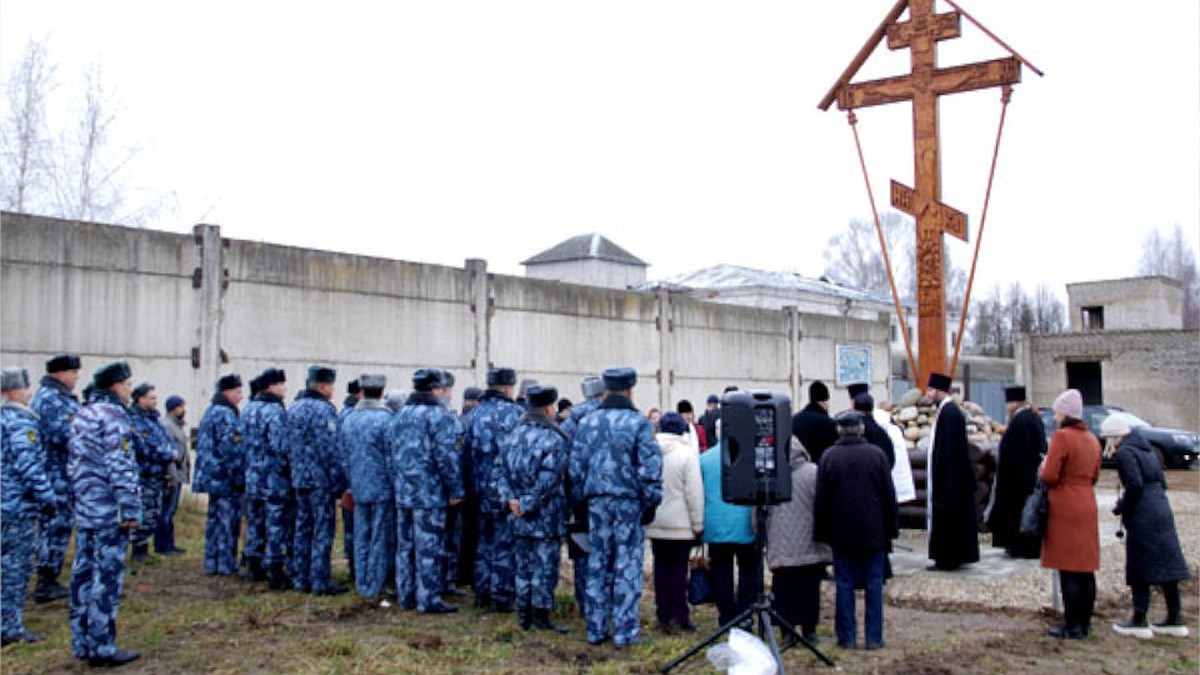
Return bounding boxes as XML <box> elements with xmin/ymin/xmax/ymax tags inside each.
<box><xmin>984</xmin><ymin>385</ymin><xmax>1045</xmax><ymax>558</ymax></box>
<box><xmin>925</xmin><ymin>372</ymin><xmax>979</xmax><ymax>571</ymax></box>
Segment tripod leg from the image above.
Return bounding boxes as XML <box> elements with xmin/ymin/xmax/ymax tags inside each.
<box><xmin>757</xmin><ymin>608</ymin><xmax>788</xmax><ymax>675</ymax></box>
<box><xmin>768</xmin><ymin>607</ymin><xmax>836</xmax><ymax>667</ymax></box>
<box><xmin>658</xmin><ymin>606</ymin><xmax>757</xmax><ymax>674</ymax></box>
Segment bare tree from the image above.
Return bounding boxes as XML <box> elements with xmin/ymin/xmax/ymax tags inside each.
<box><xmin>51</xmin><ymin>63</ymin><xmax>130</xmax><ymax>222</ymax></box>
<box><xmin>2</xmin><ymin>40</ymin><xmax>150</xmax><ymax>225</ymax></box>
<box><xmin>968</xmin><ymin>281</ymin><xmax>1065</xmax><ymax>356</ymax></box>
<box><xmin>822</xmin><ymin>210</ymin><xmax>967</xmax><ymax>312</ymax></box>
<box><xmin>1</xmin><ymin>39</ymin><xmax>56</xmax><ymax>213</ymax></box>
<box><xmin>1138</xmin><ymin>224</ymin><xmax>1200</xmax><ymax>328</ymax></box>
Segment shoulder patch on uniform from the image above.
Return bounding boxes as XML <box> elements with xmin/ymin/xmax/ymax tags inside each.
<box><xmin>26</xmin><ymin>430</ymin><xmax>37</xmax><ymax>443</ymax></box>
<box><xmin>67</xmin><ymin>414</ymin><xmax>75</xmax><ymax>424</ymax></box>
<box><xmin>233</xmin><ymin>432</ymin><xmax>242</xmax><ymax>443</ymax></box>
<box><xmin>122</xmin><ymin>437</ymin><xmax>131</xmax><ymax>453</ymax></box>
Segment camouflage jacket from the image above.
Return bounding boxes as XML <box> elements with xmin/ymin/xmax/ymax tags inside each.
<box><xmin>1</xmin><ymin>401</ymin><xmax>56</xmax><ymax>519</ymax></box>
<box><xmin>559</xmin><ymin>395</ymin><xmax>600</xmax><ymax>440</ymax></box>
<box><xmin>462</xmin><ymin>390</ymin><xmax>522</xmax><ymax>514</ymax></box>
<box><xmin>192</xmin><ymin>393</ymin><xmax>244</xmax><ymax>496</ymax></box>
<box><xmin>242</xmin><ymin>392</ymin><xmax>290</xmax><ymax>499</ymax></box>
<box><xmin>69</xmin><ymin>389</ymin><xmax>141</xmax><ymax>529</ymax></box>
<box><xmin>568</xmin><ymin>394</ymin><xmax>663</xmax><ymax>508</ymax></box>
<box><xmin>390</xmin><ymin>392</ymin><xmax>463</xmax><ymax>509</ymax></box>
<box><xmin>341</xmin><ymin>399</ymin><xmax>394</xmax><ymax>503</ymax></box>
<box><xmin>288</xmin><ymin>389</ymin><xmax>346</xmax><ymax>495</ymax></box>
<box><xmin>31</xmin><ymin>375</ymin><xmax>81</xmax><ymax>479</ymax></box>
<box><xmin>129</xmin><ymin>406</ymin><xmax>177</xmax><ymax>481</ymax></box>
<box><xmin>496</xmin><ymin>411</ymin><xmax>569</xmax><ymax>538</ymax></box>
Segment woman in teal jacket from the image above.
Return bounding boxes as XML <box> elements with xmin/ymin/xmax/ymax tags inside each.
<box><xmin>699</xmin><ymin>440</ymin><xmax>757</xmax><ymax>627</ymax></box>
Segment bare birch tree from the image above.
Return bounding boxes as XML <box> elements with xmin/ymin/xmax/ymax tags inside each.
<box><xmin>1138</xmin><ymin>224</ymin><xmax>1200</xmax><ymax>328</ymax></box>
<box><xmin>1</xmin><ymin>38</ymin><xmax>56</xmax><ymax>212</ymax></box>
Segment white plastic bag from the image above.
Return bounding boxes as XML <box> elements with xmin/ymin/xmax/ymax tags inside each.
<box><xmin>705</xmin><ymin>627</ymin><xmax>777</xmax><ymax>675</ymax></box>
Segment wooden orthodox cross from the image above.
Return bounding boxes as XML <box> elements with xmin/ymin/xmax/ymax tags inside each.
<box><xmin>819</xmin><ymin>0</ymin><xmax>1022</xmax><ymax>389</ymax></box>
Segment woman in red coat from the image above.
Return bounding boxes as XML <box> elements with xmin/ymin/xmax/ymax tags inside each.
<box><xmin>1040</xmin><ymin>389</ymin><xmax>1101</xmax><ymax>639</ymax></box>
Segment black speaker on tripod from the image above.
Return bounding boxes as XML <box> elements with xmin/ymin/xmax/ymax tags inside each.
<box><xmin>720</xmin><ymin>390</ymin><xmax>792</xmax><ymax>506</ymax></box>
<box><xmin>661</xmin><ymin>390</ymin><xmax>834</xmax><ymax>673</ymax></box>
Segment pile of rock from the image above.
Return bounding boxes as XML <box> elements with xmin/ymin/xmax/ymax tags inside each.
<box><xmin>890</xmin><ymin>387</ymin><xmax>1004</xmax><ymax>451</ymax></box>
<box><xmin>891</xmin><ymin>388</ymin><xmax>1002</xmax><ymax>530</ymax></box>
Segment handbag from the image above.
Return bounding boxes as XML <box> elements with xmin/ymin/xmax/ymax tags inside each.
<box><xmin>687</xmin><ymin>546</ymin><xmax>714</xmax><ymax>605</ymax></box>
<box><xmin>1018</xmin><ymin>479</ymin><xmax>1049</xmax><ymax>538</ymax></box>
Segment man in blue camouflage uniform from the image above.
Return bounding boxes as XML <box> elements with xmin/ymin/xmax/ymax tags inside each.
<box><xmin>391</xmin><ymin>368</ymin><xmax>463</xmax><ymax>613</ymax></box>
<box><xmin>242</xmin><ymin>368</ymin><xmax>289</xmax><ymax>584</ymax></box>
<box><xmin>561</xmin><ymin>375</ymin><xmax>605</xmax><ymax>615</ymax></box>
<box><xmin>338</xmin><ymin>378</ymin><xmax>361</xmax><ymax>582</ymax></box>
<box><xmin>341</xmin><ymin>373</ymin><xmax>394</xmax><ymax>599</ymax></box>
<box><xmin>288</xmin><ymin>365</ymin><xmax>348</xmax><ymax>595</ymax></box>
<box><xmin>569</xmin><ymin>367</ymin><xmax>663</xmax><ymax>648</ymax></box>
<box><xmin>2</xmin><ymin>368</ymin><xmax>60</xmax><ymax>646</ymax></box>
<box><xmin>463</xmin><ymin>366</ymin><xmax>522</xmax><ymax>612</ymax></box>
<box><xmin>68</xmin><ymin>361</ymin><xmax>142</xmax><ymax>667</ymax></box>
<box><xmin>128</xmin><ymin>383</ymin><xmax>178</xmax><ymax>566</ymax></box>
<box><xmin>496</xmin><ymin>385</ymin><xmax>569</xmax><ymax>634</ymax></box>
<box><xmin>30</xmin><ymin>352</ymin><xmax>82</xmax><ymax>603</ymax></box>
<box><xmin>192</xmin><ymin>373</ymin><xmax>245</xmax><ymax>577</ymax></box>
<box><xmin>451</xmin><ymin>386</ymin><xmax>483</xmax><ymax>594</ymax></box>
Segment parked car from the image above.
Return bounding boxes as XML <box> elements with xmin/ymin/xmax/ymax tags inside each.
<box><xmin>1039</xmin><ymin>405</ymin><xmax>1200</xmax><ymax>470</ymax></box>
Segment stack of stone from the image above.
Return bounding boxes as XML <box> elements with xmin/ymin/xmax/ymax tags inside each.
<box><xmin>890</xmin><ymin>388</ymin><xmax>1003</xmax><ymax>451</ymax></box>
<box><xmin>892</xmin><ymin>388</ymin><xmax>1000</xmax><ymax>530</ymax></box>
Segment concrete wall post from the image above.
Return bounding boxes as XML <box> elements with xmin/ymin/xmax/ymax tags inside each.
<box><xmin>193</xmin><ymin>224</ymin><xmax>224</xmax><ymax>404</ymax></box>
<box><xmin>466</xmin><ymin>258</ymin><xmax>490</xmax><ymax>386</ymax></box>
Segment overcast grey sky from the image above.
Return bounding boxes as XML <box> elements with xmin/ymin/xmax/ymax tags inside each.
<box><xmin>3</xmin><ymin>1</ymin><xmax>1197</xmax><ymax>300</ymax></box>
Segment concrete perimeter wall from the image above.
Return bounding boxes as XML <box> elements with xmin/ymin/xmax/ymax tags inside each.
<box><xmin>1</xmin><ymin>212</ymin><xmax>890</xmax><ymax>426</ymax></box>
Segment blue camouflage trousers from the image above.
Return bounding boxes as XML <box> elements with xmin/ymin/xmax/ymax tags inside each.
<box><xmin>204</xmin><ymin>494</ymin><xmax>242</xmax><ymax>575</ymax></box>
<box><xmin>293</xmin><ymin>489</ymin><xmax>336</xmax><ymax>593</ymax></box>
<box><xmin>395</xmin><ymin>507</ymin><xmax>445</xmax><ymax>612</ymax></box>
<box><xmin>131</xmin><ymin>480</ymin><xmax>162</xmax><ymax>549</ymax></box>
<box><xmin>586</xmin><ymin>497</ymin><xmax>645</xmax><ymax>646</ymax></box>
<box><xmin>443</xmin><ymin>503</ymin><xmax>462</xmax><ymax>586</ymax></box>
<box><xmin>514</xmin><ymin>535</ymin><xmax>561</xmax><ymax>611</ymax></box>
<box><xmin>69</xmin><ymin>527</ymin><xmax>129</xmax><ymax>659</ymax></box>
<box><xmin>244</xmin><ymin>498</ymin><xmax>267</xmax><ymax>564</ymax></box>
<box><xmin>2</xmin><ymin>517</ymin><xmax>37</xmax><ymax>641</ymax></box>
<box><xmin>353</xmin><ymin>501</ymin><xmax>395</xmax><ymax>598</ymax></box>
<box><xmin>36</xmin><ymin>472</ymin><xmax>73</xmax><ymax>577</ymax></box>
<box><xmin>474</xmin><ymin>512</ymin><xmax>515</xmax><ymax>602</ymax></box>
<box><xmin>265</xmin><ymin>498</ymin><xmax>295</xmax><ymax>571</ymax></box>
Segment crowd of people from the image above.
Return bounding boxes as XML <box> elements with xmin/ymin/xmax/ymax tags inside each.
<box><xmin>1</xmin><ymin>353</ymin><xmax>1190</xmax><ymax>669</ymax></box>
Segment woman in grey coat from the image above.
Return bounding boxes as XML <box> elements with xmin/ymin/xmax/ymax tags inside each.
<box><xmin>1103</xmin><ymin>415</ymin><xmax>1190</xmax><ymax>639</ymax></box>
<box><xmin>766</xmin><ymin>440</ymin><xmax>831</xmax><ymax>642</ymax></box>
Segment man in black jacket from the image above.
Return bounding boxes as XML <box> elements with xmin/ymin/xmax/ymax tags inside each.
<box><xmin>854</xmin><ymin>393</ymin><xmax>895</xmax><ymax>468</ymax></box>
<box><xmin>792</xmin><ymin>381</ymin><xmax>837</xmax><ymax>463</ymax></box>
<box><xmin>814</xmin><ymin>411</ymin><xmax>897</xmax><ymax>650</ymax></box>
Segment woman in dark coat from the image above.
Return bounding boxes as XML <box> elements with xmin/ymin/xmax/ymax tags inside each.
<box><xmin>1103</xmin><ymin>415</ymin><xmax>1190</xmax><ymax>639</ymax></box>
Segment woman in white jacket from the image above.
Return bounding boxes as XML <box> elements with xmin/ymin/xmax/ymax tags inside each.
<box><xmin>646</xmin><ymin>412</ymin><xmax>705</xmax><ymax>632</ymax></box>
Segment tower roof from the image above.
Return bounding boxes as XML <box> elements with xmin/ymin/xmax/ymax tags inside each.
<box><xmin>522</xmin><ymin>233</ymin><xmax>647</xmax><ymax>267</ymax></box>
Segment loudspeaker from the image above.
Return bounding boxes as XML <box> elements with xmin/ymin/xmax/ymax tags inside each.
<box><xmin>720</xmin><ymin>390</ymin><xmax>792</xmax><ymax>506</ymax></box>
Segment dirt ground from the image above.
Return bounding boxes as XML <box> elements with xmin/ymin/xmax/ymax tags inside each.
<box><xmin>4</xmin><ymin>469</ymin><xmax>1198</xmax><ymax>674</ymax></box>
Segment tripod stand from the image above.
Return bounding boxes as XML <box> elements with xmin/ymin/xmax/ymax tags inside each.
<box><xmin>659</xmin><ymin>503</ymin><xmax>834</xmax><ymax>673</ymax></box>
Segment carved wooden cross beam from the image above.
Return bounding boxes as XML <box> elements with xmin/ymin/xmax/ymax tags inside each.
<box><xmin>820</xmin><ymin>0</ymin><xmax>1021</xmax><ymax>388</ymax></box>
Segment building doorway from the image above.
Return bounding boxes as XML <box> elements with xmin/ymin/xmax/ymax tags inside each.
<box><xmin>1066</xmin><ymin>362</ymin><xmax>1103</xmax><ymax>405</ymax></box>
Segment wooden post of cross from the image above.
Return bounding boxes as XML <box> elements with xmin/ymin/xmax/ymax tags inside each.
<box><xmin>819</xmin><ymin>0</ymin><xmax>1021</xmax><ymax>389</ymax></box>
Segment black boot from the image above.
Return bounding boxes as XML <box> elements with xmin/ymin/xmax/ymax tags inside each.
<box><xmin>474</xmin><ymin>592</ymin><xmax>491</xmax><ymax>609</ymax></box>
<box><xmin>244</xmin><ymin>558</ymin><xmax>267</xmax><ymax>582</ymax></box>
<box><xmin>531</xmin><ymin>607</ymin><xmax>568</xmax><ymax>634</ymax></box>
<box><xmin>267</xmin><ymin>564</ymin><xmax>287</xmax><ymax>591</ymax></box>
<box><xmin>491</xmin><ymin>598</ymin><xmax>514</xmax><ymax>614</ymax></box>
<box><xmin>33</xmin><ymin>569</ymin><xmax>69</xmax><ymax>603</ymax></box>
<box><xmin>131</xmin><ymin>544</ymin><xmax>149</xmax><ymax>563</ymax></box>
<box><xmin>518</xmin><ymin>604</ymin><xmax>532</xmax><ymax>630</ymax></box>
